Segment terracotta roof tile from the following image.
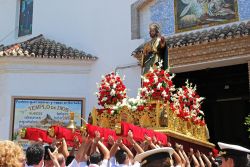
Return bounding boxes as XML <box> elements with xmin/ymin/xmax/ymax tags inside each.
<box><xmin>0</xmin><ymin>34</ymin><xmax>98</xmax><ymax>60</ymax></box>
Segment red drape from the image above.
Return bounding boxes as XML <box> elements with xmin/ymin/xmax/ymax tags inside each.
<box><xmin>51</xmin><ymin>125</ymin><xmax>83</xmax><ymax>147</ymax></box>
<box><xmin>119</xmin><ymin>122</ymin><xmax>167</xmax><ymax>145</ymax></box>
<box><xmin>21</xmin><ymin>127</ymin><xmax>53</xmax><ymax>144</ymax></box>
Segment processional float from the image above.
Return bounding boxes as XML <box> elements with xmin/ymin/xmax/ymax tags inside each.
<box><xmin>19</xmin><ymin>64</ymin><xmax>214</xmax><ymax>153</ymax></box>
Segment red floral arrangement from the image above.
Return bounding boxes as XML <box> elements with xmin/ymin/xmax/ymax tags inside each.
<box><xmin>170</xmin><ymin>80</ymin><xmax>205</xmax><ymax>126</ymax></box>
<box><xmin>96</xmin><ymin>72</ymin><xmax>127</xmax><ymax>108</ymax></box>
<box><xmin>139</xmin><ymin>63</ymin><xmax>175</xmax><ymax>102</ymax></box>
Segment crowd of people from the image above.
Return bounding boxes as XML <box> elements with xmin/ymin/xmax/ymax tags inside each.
<box><xmin>0</xmin><ymin>130</ymin><xmax>249</xmax><ymax>167</ymax></box>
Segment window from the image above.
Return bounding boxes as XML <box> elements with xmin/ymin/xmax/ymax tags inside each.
<box><xmin>18</xmin><ymin>0</ymin><xmax>33</xmax><ymax>37</ymax></box>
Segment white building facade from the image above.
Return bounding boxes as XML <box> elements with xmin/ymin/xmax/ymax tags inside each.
<box><xmin>0</xmin><ymin>0</ymin><xmax>142</xmax><ymax>139</ymax></box>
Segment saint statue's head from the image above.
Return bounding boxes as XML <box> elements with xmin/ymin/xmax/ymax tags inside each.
<box><xmin>149</xmin><ymin>23</ymin><xmax>160</xmax><ymax>38</ymax></box>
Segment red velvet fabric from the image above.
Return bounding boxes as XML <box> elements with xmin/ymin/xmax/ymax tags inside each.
<box><xmin>48</xmin><ymin>123</ymin><xmax>167</xmax><ymax>147</ymax></box>
<box><xmin>23</xmin><ymin>127</ymin><xmax>53</xmax><ymax>144</ymax></box>
<box><xmin>154</xmin><ymin>132</ymin><xmax>167</xmax><ymax>146</ymax></box>
<box><xmin>86</xmin><ymin>124</ymin><xmax>117</xmax><ymax>146</ymax></box>
<box><xmin>51</xmin><ymin>125</ymin><xmax>82</xmax><ymax>147</ymax></box>
<box><xmin>120</xmin><ymin>122</ymin><xmax>167</xmax><ymax>145</ymax></box>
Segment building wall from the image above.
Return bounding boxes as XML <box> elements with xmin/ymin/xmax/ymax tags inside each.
<box><xmin>0</xmin><ymin>58</ymin><xmax>95</xmax><ymax>139</ymax></box>
<box><xmin>0</xmin><ymin>0</ymin><xmax>144</xmax><ymax>139</ymax></box>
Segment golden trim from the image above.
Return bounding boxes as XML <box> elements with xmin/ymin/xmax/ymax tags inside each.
<box><xmin>19</xmin><ymin>128</ymin><xmax>27</xmax><ymax>138</ymax></box>
<box><xmin>48</xmin><ymin>127</ymin><xmax>55</xmax><ymax>138</ymax></box>
<box><xmin>91</xmin><ymin>107</ymin><xmax>97</xmax><ymax>126</ymax></box>
<box><xmin>153</xmin><ymin>128</ymin><xmax>215</xmax><ymax>148</ymax></box>
<box><xmin>80</xmin><ymin>124</ymin><xmax>87</xmax><ymax>133</ymax></box>
<box><xmin>115</xmin><ymin>122</ymin><xmax>122</xmax><ymax>135</ymax></box>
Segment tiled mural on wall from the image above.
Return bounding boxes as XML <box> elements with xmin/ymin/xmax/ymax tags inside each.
<box><xmin>140</xmin><ymin>0</ymin><xmax>250</xmax><ymax>38</ymax></box>
<box><xmin>174</xmin><ymin>0</ymin><xmax>239</xmax><ymax>33</ymax></box>
<box><xmin>238</xmin><ymin>0</ymin><xmax>250</xmax><ymax>20</ymax></box>
<box><xmin>150</xmin><ymin>0</ymin><xmax>175</xmax><ymax>36</ymax></box>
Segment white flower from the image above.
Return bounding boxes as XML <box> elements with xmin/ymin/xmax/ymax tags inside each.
<box><xmin>101</xmin><ymin>97</ymin><xmax>107</xmax><ymax>102</ymax></box>
<box><xmin>158</xmin><ymin>60</ymin><xmax>163</xmax><ymax>67</ymax></box>
<box><xmin>131</xmin><ymin>106</ymin><xmax>137</xmax><ymax>111</ymax></box>
<box><xmin>105</xmin><ymin>82</ymin><xmax>109</xmax><ymax>87</ymax></box>
<box><xmin>162</xmin><ymin>90</ymin><xmax>167</xmax><ymax>97</ymax></box>
<box><xmin>112</xmin><ymin>105</ymin><xmax>118</xmax><ymax>110</ymax></box>
<box><xmin>199</xmin><ymin>110</ymin><xmax>204</xmax><ymax>115</ymax></box>
<box><xmin>153</xmin><ymin>75</ymin><xmax>158</xmax><ymax>83</ymax></box>
<box><xmin>141</xmin><ymin>87</ymin><xmax>148</xmax><ymax>92</ymax></box>
<box><xmin>157</xmin><ymin>83</ymin><xmax>162</xmax><ymax>90</ymax></box>
<box><xmin>149</xmin><ymin>67</ymin><xmax>154</xmax><ymax>72</ymax></box>
<box><xmin>110</xmin><ymin>89</ymin><xmax>116</xmax><ymax>96</ymax></box>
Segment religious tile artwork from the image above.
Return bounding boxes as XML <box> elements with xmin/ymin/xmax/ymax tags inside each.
<box><xmin>150</xmin><ymin>0</ymin><xmax>175</xmax><ymax>36</ymax></box>
<box><xmin>18</xmin><ymin>0</ymin><xmax>33</xmax><ymax>37</ymax></box>
<box><xmin>174</xmin><ymin>0</ymin><xmax>239</xmax><ymax>32</ymax></box>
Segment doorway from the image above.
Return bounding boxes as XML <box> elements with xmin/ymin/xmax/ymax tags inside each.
<box><xmin>173</xmin><ymin>64</ymin><xmax>250</xmax><ymax>148</ymax></box>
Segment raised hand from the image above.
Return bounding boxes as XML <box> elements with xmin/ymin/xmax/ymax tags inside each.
<box><xmin>94</xmin><ymin>131</ymin><xmax>101</xmax><ymax>143</ymax></box>
<box><xmin>48</xmin><ymin>147</ymin><xmax>60</xmax><ymax>167</ymax></box>
<box><xmin>73</xmin><ymin>136</ymin><xmax>80</xmax><ymax>149</ymax></box>
<box><xmin>108</xmin><ymin>135</ymin><xmax>114</xmax><ymax>145</ymax></box>
<box><xmin>127</xmin><ymin>130</ymin><xmax>133</xmax><ymax>142</ymax></box>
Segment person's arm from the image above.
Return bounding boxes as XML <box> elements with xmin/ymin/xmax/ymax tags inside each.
<box><xmin>68</xmin><ymin>136</ymin><xmax>79</xmax><ymax>157</ymax></box>
<box><xmin>117</xmin><ymin>139</ymin><xmax>134</xmax><ymax>160</ymax></box>
<box><xmin>139</xmin><ymin>140</ymin><xmax>149</xmax><ymax>151</ymax></box>
<box><xmin>159</xmin><ymin>35</ymin><xmax>166</xmax><ymax>48</ymax></box>
<box><xmin>201</xmin><ymin>153</ymin><xmax>212</xmax><ymax>167</ymax></box>
<box><xmin>175</xmin><ymin>143</ymin><xmax>186</xmax><ymax>167</ymax></box>
<box><xmin>208</xmin><ymin>152</ymin><xmax>219</xmax><ymax>166</ymax></box>
<box><xmin>127</xmin><ymin>130</ymin><xmax>144</xmax><ymax>154</ymax></box>
<box><xmin>180</xmin><ymin>145</ymin><xmax>190</xmax><ymax>167</ymax></box>
<box><xmin>58</xmin><ymin>138</ymin><xmax>69</xmax><ymax>158</ymax></box>
<box><xmin>172</xmin><ymin>149</ymin><xmax>182</xmax><ymax>166</ymax></box>
<box><xmin>75</xmin><ymin>133</ymin><xmax>89</xmax><ymax>162</ymax></box>
<box><xmin>48</xmin><ymin>147</ymin><xmax>60</xmax><ymax>167</ymax></box>
<box><xmin>90</xmin><ymin>131</ymin><xmax>101</xmax><ymax>154</ymax></box>
<box><xmin>97</xmin><ymin>140</ymin><xmax>110</xmax><ymax>160</ymax></box>
<box><xmin>108</xmin><ymin>135</ymin><xmax>115</xmax><ymax>150</ymax></box>
<box><xmin>145</xmin><ymin>135</ymin><xmax>157</xmax><ymax>150</ymax></box>
<box><xmin>109</xmin><ymin>139</ymin><xmax>119</xmax><ymax>157</ymax></box>
<box><xmin>190</xmin><ymin>148</ymin><xmax>200</xmax><ymax>167</ymax></box>
<box><xmin>196</xmin><ymin>150</ymin><xmax>205</xmax><ymax>167</ymax></box>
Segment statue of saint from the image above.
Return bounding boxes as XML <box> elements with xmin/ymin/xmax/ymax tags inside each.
<box><xmin>142</xmin><ymin>23</ymin><xmax>168</xmax><ymax>75</ymax></box>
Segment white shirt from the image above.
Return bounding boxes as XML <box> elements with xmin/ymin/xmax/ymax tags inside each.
<box><xmin>109</xmin><ymin>157</ymin><xmax>140</xmax><ymax>167</ymax></box>
<box><xmin>79</xmin><ymin>159</ymin><xmax>109</xmax><ymax>167</ymax></box>
<box><xmin>67</xmin><ymin>159</ymin><xmax>79</xmax><ymax>167</ymax></box>
<box><xmin>115</xmin><ymin>162</ymin><xmax>140</xmax><ymax>167</ymax></box>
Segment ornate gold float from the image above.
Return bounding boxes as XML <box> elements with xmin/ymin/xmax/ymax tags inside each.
<box><xmin>90</xmin><ymin>100</ymin><xmax>215</xmax><ymax>149</ymax></box>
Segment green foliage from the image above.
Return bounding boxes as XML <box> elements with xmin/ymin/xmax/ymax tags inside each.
<box><xmin>245</xmin><ymin>114</ymin><xmax>250</xmax><ymax>139</ymax></box>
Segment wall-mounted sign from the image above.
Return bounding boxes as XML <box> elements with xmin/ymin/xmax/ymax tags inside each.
<box><xmin>11</xmin><ymin>96</ymin><xmax>85</xmax><ymax>148</ymax></box>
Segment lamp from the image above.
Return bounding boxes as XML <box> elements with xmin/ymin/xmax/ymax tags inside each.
<box><xmin>67</xmin><ymin>112</ymin><xmax>77</xmax><ymax>132</ymax></box>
